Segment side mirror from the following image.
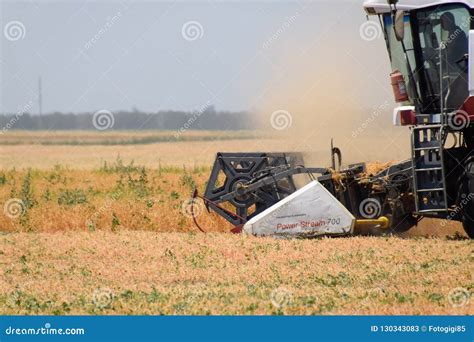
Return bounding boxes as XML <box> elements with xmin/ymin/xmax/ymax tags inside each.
<box><xmin>394</xmin><ymin>10</ymin><xmax>405</xmax><ymax>41</ymax></box>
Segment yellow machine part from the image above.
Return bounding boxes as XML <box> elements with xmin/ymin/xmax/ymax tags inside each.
<box><xmin>354</xmin><ymin>216</ymin><xmax>390</xmax><ymax>230</ymax></box>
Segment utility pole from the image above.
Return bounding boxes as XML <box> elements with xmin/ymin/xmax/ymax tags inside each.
<box><xmin>38</xmin><ymin>76</ymin><xmax>42</xmax><ymax>130</ymax></box>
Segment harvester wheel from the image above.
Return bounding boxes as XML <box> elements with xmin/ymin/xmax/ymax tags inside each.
<box><xmin>380</xmin><ymin>197</ymin><xmax>417</xmax><ymax>235</ymax></box>
<box><xmin>460</xmin><ymin>159</ymin><xmax>474</xmax><ymax>239</ymax></box>
<box><xmin>388</xmin><ymin>213</ymin><xmax>417</xmax><ymax>234</ymax></box>
<box><xmin>463</xmin><ymin>217</ymin><xmax>474</xmax><ymax>238</ymax></box>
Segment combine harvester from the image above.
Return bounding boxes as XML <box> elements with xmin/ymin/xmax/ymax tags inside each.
<box><xmin>193</xmin><ymin>0</ymin><xmax>474</xmax><ymax>239</ymax></box>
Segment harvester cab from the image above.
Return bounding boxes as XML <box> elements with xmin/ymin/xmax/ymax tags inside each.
<box><xmin>364</xmin><ymin>0</ymin><xmax>474</xmax><ymax>237</ymax></box>
<box><xmin>192</xmin><ymin>0</ymin><xmax>474</xmax><ymax>239</ymax></box>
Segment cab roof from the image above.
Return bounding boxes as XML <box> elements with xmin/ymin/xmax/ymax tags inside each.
<box><xmin>363</xmin><ymin>0</ymin><xmax>474</xmax><ymax>14</ymax></box>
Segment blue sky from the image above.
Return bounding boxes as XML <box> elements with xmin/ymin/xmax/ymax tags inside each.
<box><xmin>0</xmin><ymin>0</ymin><xmax>391</xmax><ymax>114</ymax></box>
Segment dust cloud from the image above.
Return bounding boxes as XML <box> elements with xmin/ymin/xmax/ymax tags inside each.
<box><xmin>256</xmin><ymin>41</ymin><xmax>411</xmax><ymax>169</ymax></box>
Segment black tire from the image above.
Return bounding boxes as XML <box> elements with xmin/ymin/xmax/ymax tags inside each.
<box><xmin>385</xmin><ymin>194</ymin><xmax>417</xmax><ymax>235</ymax></box>
<box><xmin>389</xmin><ymin>213</ymin><xmax>417</xmax><ymax>234</ymax></box>
<box><xmin>460</xmin><ymin>159</ymin><xmax>474</xmax><ymax>239</ymax></box>
<box><xmin>462</xmin><ymin>216</ymin><xmax>474</xmax><ymax>238</ymax></box>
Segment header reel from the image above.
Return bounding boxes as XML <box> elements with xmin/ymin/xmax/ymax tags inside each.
<box><xmin>194</xmin><ymin>151</ymin><xmax>416</xmax><ymax>237</ymax></box>
<box><xmin>203</xmin><ymin>152</ymin><xmax>328</xmax><ymax>226</ymax></box>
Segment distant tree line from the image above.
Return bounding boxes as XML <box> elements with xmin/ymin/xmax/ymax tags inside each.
<box><xmin>0</xmin><ymin>106</ymin><xmax>258</xmax><ymax>131</ymax></box>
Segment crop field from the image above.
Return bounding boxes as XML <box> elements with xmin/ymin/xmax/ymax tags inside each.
<box><xmin>1</xmin><ymin>232</ymin><xmax>472</xmax><ymax>315</ymax></box>
<box><xmin>0</xmin><ymin>131</ymin><xmax>472</xmax><ymax>315</ymax></box>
